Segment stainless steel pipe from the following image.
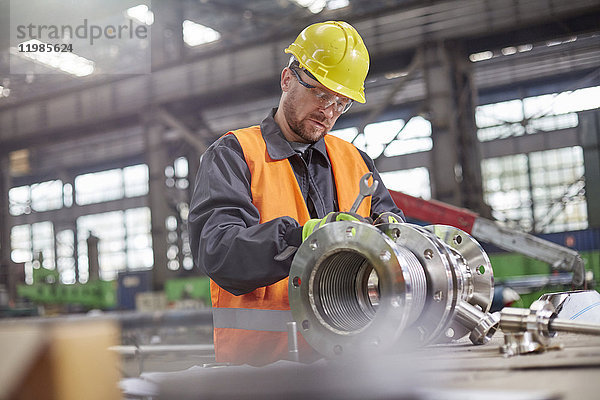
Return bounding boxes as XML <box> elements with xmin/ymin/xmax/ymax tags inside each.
<box><xmin>549</xmin><ymin>319</ymin><xmax>600</xmax><ymax>335</ymax></box>
<box><xmin>288</xmin><ymin>221</ymin><xmax>497</xmax><ymax>358</ymax></box>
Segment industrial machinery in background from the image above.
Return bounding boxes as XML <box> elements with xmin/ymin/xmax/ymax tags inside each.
<box><xmin>16</xmin><ymin>265</ymin><xmax>117</xmax><ymax>310</ymax></box>
<box><xmin>15</xmin><ymin>270</ymin><xmax>211</xmax><ymax>313</ymax></box>
<box><xmin>390</xmin><ymin>191</ymin><xmax>598</xmax><ymax>307</ymax></box>
<box><xmin>11</xmin><ymin>223</ymin><xmax>212</xmax><ymax>313</ymax></box>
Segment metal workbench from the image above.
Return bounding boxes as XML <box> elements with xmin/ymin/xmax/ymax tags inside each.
<box><xmin>122</xmin><ymin>331</ymin><xmax>600</xmax><ymax>400</ymax></box>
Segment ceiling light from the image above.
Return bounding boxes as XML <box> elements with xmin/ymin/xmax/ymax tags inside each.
<box><xmin>127</xmin><ymin>4</ymin><xmax>154</xmax><ymax>25</ymax></box>
<box><xmin>291</xmin><ymin>0</ymin><xmax>326</xmax><ymax>14</ymax></box>
<box><xmin>384</xmin><ymin>71</ymin><xmax>408</xmax><ymax>80</ymax></box>
<box><xmin>469</xmin><ymin>51</ymin><xmax>493</xmax><ymax>62</ymax></box>
<box><xmin>327</xmin><ymin>0</ymin><xmax>349</xmax><ymax>10</ymax></box>
<box><xmin>10</xmin><ymin>40</ymin><xmax>95</xmax><ymax>77</ymax></box>
<box><xmin>517</xmin><ymin>44</ymin><xmax>533</xmax><ymax>52</ymax></box>
<box><xmin>183</xmin><ymin>20</ymin><xmax>221</xmax><ymax>47</ymax></box>
<box><xmin>501</xmin><ymin>47</ymin><xmax>517</xmax><ymax>56</ymax></box>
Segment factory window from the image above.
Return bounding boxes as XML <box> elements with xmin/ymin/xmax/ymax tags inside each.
<box><xmin>380</xmin><ymin>168</ymin><xmax>431</xmax><ymax>200</ymax></box>
<box><xmin>165</xmin><ymin>157</ymin><xmax>189</xmax><ymax>190</ymax></box>
<box><xmin>352</xmin><ymin>117</ymin><xmax>432</xmax><ymax>159</ymax></box>
<box><xmin>56</xmin><ymin>229</ymin><xmax>76</xmax><ymax>284</ymax></box>
<box><xmin>331</xmin><ymin>118</ymin><xmax>432</xmax><ymax>200</ymax></box>
<box><xmin>482</xmin><ymin>147</ymin><xmax>586</xmax><ymax>234</ymax></box>
<box><xmin>8</xmin><ymin>186</ymin><xmax>30</xmax><ymax>215</ymax></box>
<box><xmin>124</xmin><ymin>164</ymin><xmax>150</xmax><ymax>197</ymax></box>
<box><xmin>10</xmin><ymin>224</ymin><xmax>33</xmax><ymax>284</ymax></box>
<box><xmin>529</xmin><ymin>147</ymin><xmax>586</xmax><ymax>233</ymax></box>
<box><xmin>32</xmin><ymin>222</ymin><xmax>55</xmax><ymax>270</ymax></box>
<box><xmin>10</xmin><ymin>221</ymin><xmax>55</xmax><ymax>285</ymax></box>
<box><xmin>75</xmin><ymin>169</ymin><xmax>124</xmax><ymax>205</ymax></box>
<box><xmin>125</xmin><ymin>208</ymin><xmax>154</xmax><ymax>270</ymax></box>
<box><xmin>329</xmin><ymin>127</ymin><xmax>358</xmax><ymax>143</ymax></box>
<box><xmin>77</xmin><ymin>207</ymin><xmax>152</xmax><ymax>281</ymax></box>
<box><xmin>164</xmin><ymin>157</ymin><xmax>193</xmax><ymax>271</ymax></box>
<box><xmin>31</xmin><ymin>180</ymin><xmax>64</xmax><ymax>212</ymax></box>
<box><xmin>383</xmin><ymin>116</ymin><xmax>433</xmax><ymax>157</ymax></box>
<box><xmin>482</xmin><ymin>154</ymin><xmax>532</xmax><ymax>231</ymax></box>
<box><xmin>476</xmin><ymin>85</ymin><xmax>600</xmax><ymax>142</ymax></box>
<box><xmin>74</xmin><ymin>164</ymin><xmax>149</xmax><ymax>205</ymax></box>
<box><xmin>9</xmin><ymin>179</ymin><xmax>64</xmax><ymax>216</ymax></box>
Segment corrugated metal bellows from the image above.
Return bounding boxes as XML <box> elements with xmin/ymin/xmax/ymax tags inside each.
<box><xmin>289</xmin><ymin>222</ymin><xmax>498</xmax><ymax>358</ymax></box>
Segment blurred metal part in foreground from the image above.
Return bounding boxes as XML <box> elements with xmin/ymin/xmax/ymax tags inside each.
<box><xmin>288</xmin><ymin>222</ymin><xmax>498</xmax><ymax>358</ymax></box>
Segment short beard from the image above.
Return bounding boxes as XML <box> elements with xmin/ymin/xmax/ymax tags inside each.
<box><xmin>282</xmin><ymin>88</ymin><xmax>329</xmax><ymax>143</ymax></box>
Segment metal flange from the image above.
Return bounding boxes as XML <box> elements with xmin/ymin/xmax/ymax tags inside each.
<box><xmin>289</xmin><ymin>221</ymin><xmax>499</xmax><ymax>358</ymax></box>
<box><xmin>424</xmin><ymin>225</ymin><xmax>495</xmax><ymax>343</ymax></box>
<box><xmin>377</xmin><ymin>223</ymin><xmax>457</xmax><ymax>344</ymax></box>
<box><xmin>289</xmin><ymin>222</ymin><xmax>418</xmax><ymax>358</ymax></box>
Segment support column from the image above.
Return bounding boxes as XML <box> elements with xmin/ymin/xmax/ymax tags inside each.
<box><xmin>579</xmin><ymin>110</ymin><xmax>600</xmax><ymax>228</ymax></box>
<box><xmin>0</xmin><ymin>154</ymin><xmax>12</xmax><ymax>293</ymax></box>
<box><xmin>423</xmin><ymin>41</ymin><xmax>489</xmax><ymax>216</ymax></box>
<box><xmin>151</xmin><ymin>0</ymin><xmax>185</xmax><ymax>70</ymax></box>
<box><xmin>183</xmin><ymin>145</ymin><xmax>201</xmax><ymax>276</ymax></box>
<box><xmin>144</xmin><ymin>115</ymin><xmax>171</xmax><ymax>290</ymax></box>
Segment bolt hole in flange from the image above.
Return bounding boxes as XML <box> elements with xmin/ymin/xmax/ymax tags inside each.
<box><xmin>453</xmin><ymin>235</ymin><xmax>462</xmax><ymax>245</ymax></box>
<box><xmin>289</xmin><ymin>222</ymin><xmax>495</xmax><ymax>357</ymax></box>
<box><xmin>424</xmin><ymin>249</ymin><xmax>434</xmax><ymax>259</ymax></box>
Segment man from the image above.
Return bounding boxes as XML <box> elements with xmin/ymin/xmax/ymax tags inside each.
<box><xmin>189</xmin><ymin>21</ymin><xmax>404</xmax><ymax>366</ymax></box>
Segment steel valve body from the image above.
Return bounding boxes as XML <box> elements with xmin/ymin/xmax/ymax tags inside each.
<box><xmin>288</xmin><ymin>222</ymin><xmax>498</xmax><ymax>358</ymax></box>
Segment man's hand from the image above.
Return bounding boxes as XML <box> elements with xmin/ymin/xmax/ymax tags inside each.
<box><xmin>373</xmin><ymin>211</ymin><xmax>404</xmax><ymax>225</ymax></box>
<box><xmin>302</xmin><ymin>212</ymin><xmax>368</xmax><ymax>241</ymax></box>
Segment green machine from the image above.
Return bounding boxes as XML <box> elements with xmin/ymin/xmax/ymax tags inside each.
<box><xmin>16</xmin><ymin>266</ymin><xmax>212</xmax><ymax>311</ymax></box>
<box><xmin>165</xmin><ymin>276</ymin><xmax>212</xmax><ymax>307</ymax></box>
<box><xmin>17</xmin><ymin>267</ymin><xmax>117</xmax><ymax>309</ymax></box>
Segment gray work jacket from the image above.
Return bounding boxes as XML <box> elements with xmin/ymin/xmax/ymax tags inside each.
<box><xmin>189</xmin><ymin>109</ymin><xmax>404</xmax><ymax>296</ymax></box>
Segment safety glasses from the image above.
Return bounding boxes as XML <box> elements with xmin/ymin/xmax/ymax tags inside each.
<box><xmin>290</xmin><ymin>67</ymin><xmax>353</xmax><ymax>114</ymax></box>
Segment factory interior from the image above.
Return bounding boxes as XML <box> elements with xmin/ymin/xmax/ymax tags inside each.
<box><xmin>1</xmin><ymin>0</ymin><xmax>600</xmax><ymax>399</ymax></box>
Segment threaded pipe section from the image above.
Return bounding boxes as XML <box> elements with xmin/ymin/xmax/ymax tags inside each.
<box><xmin>396</xmin><ymin>246</ymin><xmax>427</xmax><ymax>326</ymax></box>
<box><xmin>315</xmin><ymin>251</ymin><xmax>373</xmax><ymax>333</ymax></box>
<box><xmin>312</xmin><ymin>246</ymin><xmax>428</xmax><ymax>334</ymax></box>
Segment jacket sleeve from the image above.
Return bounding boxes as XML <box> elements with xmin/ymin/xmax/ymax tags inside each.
<box><xmin>357</xmin><ymin>149</ymin><xmax>406</xmax><ymax>222</ymax></box>
<box><xmin>188</xmin><ymin>135</ymin><xmax>300</xmax><ymax>296</ymax></box>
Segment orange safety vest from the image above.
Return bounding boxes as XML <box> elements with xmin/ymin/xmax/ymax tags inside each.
<box><xmin>211</xmin><ymin>125</ymin><xmax>371</xmax><ymax>365</ymax></box>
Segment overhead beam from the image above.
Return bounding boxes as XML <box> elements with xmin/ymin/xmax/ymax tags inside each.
<box><xmin>156</xmin><ymin>108</ymin><xmax>208</xmax><ymax>153</ymax></box>
<box><xmin>1</xmin><ymin>0</ymin><xmax>598</xmax><ymax>147</ymax></box>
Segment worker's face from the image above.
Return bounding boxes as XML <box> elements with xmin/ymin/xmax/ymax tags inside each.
<box><xmin>280</xmin><ymin>67</ymin><xmax>346</xmax><ymax>143</ymax></box>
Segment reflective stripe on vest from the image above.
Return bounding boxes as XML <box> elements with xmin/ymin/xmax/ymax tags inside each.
<box><xmin>213</xmin><ymin>308</ymin><xmax>293</xmax><ymax>332</ymax></box>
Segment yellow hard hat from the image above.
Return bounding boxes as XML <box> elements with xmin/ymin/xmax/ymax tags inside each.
<box><xmin>285</xmin><ymin>21</ymin><xmax>370</xmax><ymax>103</ymax></box>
